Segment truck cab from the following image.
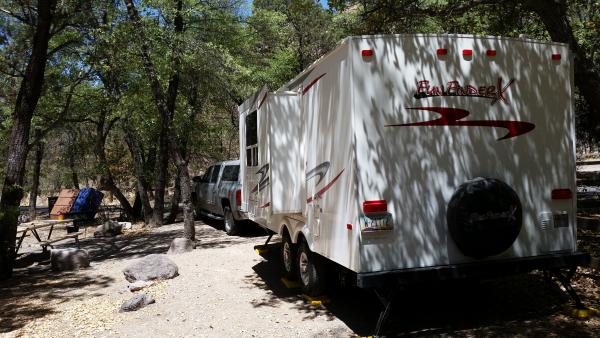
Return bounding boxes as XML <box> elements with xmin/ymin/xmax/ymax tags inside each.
<box><xmin>193</xmin><ymin>160</ymin><xmax>248</xmax><ymax>235</ymax></box>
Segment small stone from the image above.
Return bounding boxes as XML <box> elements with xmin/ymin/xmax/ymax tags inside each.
<box><xmin>167</xmin><ymin>238</ymin><xmax>195</xmax><ymax>255</ymax></box>
<box><xmin>128</xmin><ymin>280</ymin><xmax>154</xmax><ymax>292</ymax></box>
<box><xmin>122</xmin><ymin>254</ymin><xmax>179</xmax><ymax>282</ymax></box>
<box><xmin>94</xmin><ymin>220</ymin><xmax>123</xmax><ymax>237</ymax></box>
<box><xmin>50</xmin><ymin>248</ymin><xmax>90</xmax><ymax>271</ymax></box>
<box><xmin>119</xmin><ymin>293</ymin><xmax>155</xmax><ymax>312</ymax></box>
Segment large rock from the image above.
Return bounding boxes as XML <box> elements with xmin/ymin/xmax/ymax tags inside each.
<box><xmin>94</xmin><ymin>220</ymin><xmax>123</xmax><ymax>238</ymax></box>
<box><xmin>50</xmin><ymin>248</ymin><xmax>90</xmax><ymax>271</ymax></box>
<box><xmin>119</xmin><ymin>293</ymin><xmax>155</xmax><ymax>312</ymax></box>
<box><xmin>167</xmin><ymin>238</ymin><xmax>195</xmax><ymax>255</ymax></box>
<box><xmin>122</xmin><ymin>254</ymin><xmax>179</xmax><ymax>282</ymax></box>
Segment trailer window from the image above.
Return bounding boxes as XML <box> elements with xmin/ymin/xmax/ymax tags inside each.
<box><xmin>246</xmin><ymin>111</ymin><xmax>258</xmax><ymax>167</ymax></box>
<box><xmin>221</xmin><ymin>165</ymin><xmax>239</xmax><ymax>181</ymax></box>
<box><xmin>210</xmin><ymin>165</ymin><xmax>221</xmax><ymax>183</ymax></box>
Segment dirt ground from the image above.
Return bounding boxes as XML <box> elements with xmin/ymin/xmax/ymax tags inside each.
<box><xmin>1</xmin><ymin>207</ymin><xmax>600</xmax><ymax>337</ymax></box>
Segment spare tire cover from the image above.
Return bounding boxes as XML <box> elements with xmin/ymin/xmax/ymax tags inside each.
<box><xmin>447</xmin><ymin>178</ymin><xmax>522</xmax><ymax>258</ymax></box>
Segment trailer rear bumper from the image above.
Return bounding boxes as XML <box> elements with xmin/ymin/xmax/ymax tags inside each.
<box><xmin>356</xmin><ymin>251</ymin><xmax>591</xmax><ymax>288</ymax></box>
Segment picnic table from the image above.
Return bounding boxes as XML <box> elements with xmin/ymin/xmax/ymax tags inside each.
<box><xmin>15</xmin><ymin>219</ymin><xmax>83</xmax><ymax>256</ymax></box>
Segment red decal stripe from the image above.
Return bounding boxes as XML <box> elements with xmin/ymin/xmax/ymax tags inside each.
<box><xmin>302</xmin><ymin>73</ymin><xmax>326</xmax><ymax>95</ymax></box>
<box><xmin>307</xmin><ymin>169</ymin><xmax>344</xmax><ymax>204</ymax></box>
<box><xmin>385</xmin><ymin>107</ymin><xmax>535</xmax><ymax>140</ymax></box>
<box><xmin>259</xmin><ymin>202</ymin><xmax>271</xmax><ymax>208</ymax></box>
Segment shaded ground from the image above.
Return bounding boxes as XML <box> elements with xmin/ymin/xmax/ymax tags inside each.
<box><xmin>1</xmin><ymin>189</ymin><xmax>600</xmax><ymax>337</ymax></box>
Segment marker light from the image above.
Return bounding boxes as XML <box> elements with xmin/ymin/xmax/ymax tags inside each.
<box><xmin>361</xmin><ymin>49</ymin><xmax>374</xmax><ymax>57</ymax></box>
<box><xmin>436</xmin><ymin>48</ymin><xmax>448</xmax><ymax>56</ymax></box>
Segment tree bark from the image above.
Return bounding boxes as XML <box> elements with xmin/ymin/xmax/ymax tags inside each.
<box><xmin>124</xmin><ymin>127</ymin><xmax>153</xmax><ymax>225</ymax></box>
<box><xmin>28</xmin><ymin>129</ymin><xmax>44</xmax><ymax>220</ymax></box>
<box><xmin>166</xmin><ymin>166</ymin><xmax>182</xmax><ymax>224</ymax></box>
<box><xmin>0</xmin><ymin>0</ymin><xmax>56</xmax><ymax>280</ymax></box>
<box><xmin>69</xmin><ymin>155</ymin><xmax>79</xmax><ymax>189</ymax></box>
<box><xmin>124</xmin><ymin>0</ymin><xmax>195</xmax><ymax>240</ymax></box>
<box><xmin>95</xmin><ymin>110</ymin><xmax>134</xmax><ymax>220</ymax></box>
<box><xmin>525</xmin><ymin>0</ymin><xmax>600</xmax><ymax>131</ymax></box>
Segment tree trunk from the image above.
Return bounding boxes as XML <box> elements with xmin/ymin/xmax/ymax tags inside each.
<box><xmin>124</xmin><ymin>127</ymin><xmax>153</xmax><ymax>225</ymax></box>
<box><xmin>166</xmin><ymin>167</ymin><xmax>182</xmax><ymax>224</ymax></box>
<box><xmin>152</xmin><ymin>122</ymin><xmax>169</xmax><ymax>226</ymax></box>
<box><xmin>28</xmin><ymin>130</ymin><xmax>44</xmax><ymax>220</ymax></box>
<box><xmin>0</xmin><ymin>0</ymin><xmax>56</xmax><ymax>280</ymax></box>
<box><xmin>69</xmin><ymin>155</ymin><xmax>79</xmax><ymax>189</ymax></box>
<box><xmin>124</xmin><ymin>0</ymin><xmax>195</xmax><ymax>240</ymax></box>
<box><xmin>95</xmin><ymin>111</ymin><xmax>134</xmax><ymax>220</ymax></box>
<box><xmin>525</xmin><ymin>0</ymin><xmax>600</xmax><ymax>131</ymax></box>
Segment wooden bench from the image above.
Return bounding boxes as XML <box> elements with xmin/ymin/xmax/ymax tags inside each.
<box><xmin>39</xmin><ymin>232</ymin><xmax>83</xmax><ymax>250</ymax></box>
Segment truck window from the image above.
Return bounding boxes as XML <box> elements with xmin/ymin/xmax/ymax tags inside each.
<box><xmin>210</xmin><ymin>165</ymin><xmax>222</xmax><ymax>183</ymax></box>
<box><xmin>221</xmin><ymin>165</ymin><xmax>239</xmax><ymax>181</ymax></box>
<box><xmin>246</xmin><ymin>111</ymin><xmax>258</xmax><ymax>166</ymax></box>
<box><xmin>201</xmin><ymin>166</ymin><xmax>213</xmax><ymax>183</ymax></box>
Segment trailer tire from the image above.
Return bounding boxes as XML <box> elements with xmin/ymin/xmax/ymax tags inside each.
<box><xmin>223</xmin><ymin>206</ymin><xmax>239</xmax><ymax>236</ymax></box>
<box><xmin>281</xmin><ymin>231</ymin><xmax>297</xmax><ymax>278</ymax></box>
<box><xmin>447</xmin><ymin>177</ymin><xmax>522</xmax><ymax>258</ymax></box>
<box><xmin>297</xmin><ymin>240</ymin><xmax>326</xmax><ymax>296</ymax></box>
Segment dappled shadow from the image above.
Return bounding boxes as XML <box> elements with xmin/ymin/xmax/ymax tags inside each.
<box><xmin>0</xmin><ymin>265</ymin><xmax>114</xmax><ymax>333</ymax></box>
<box><xmin>246</xmin><ymin>242</ymin><xmax>597</xmax><ymax>336</ymax></box>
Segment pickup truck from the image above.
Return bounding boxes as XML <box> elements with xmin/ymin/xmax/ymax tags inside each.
<box><xmin>192</xmin><ymin>160</ymin><xmax>248</xmax><ymax>235</ymax></box>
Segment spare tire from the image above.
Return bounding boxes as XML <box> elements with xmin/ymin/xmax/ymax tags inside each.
<box><xmin>447</xmin><ymin>178</ymin><xmax>522</xmax><ymax>258</ymax></box>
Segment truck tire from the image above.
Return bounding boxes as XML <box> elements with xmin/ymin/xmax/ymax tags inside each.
<box><xmin>281</xmin><ymin>231</ymin><xmax>297</xmax><ymax>278</ymax></box>
<box><xmin>447</xmin><ymin>177</ymin><xmax>522</xmax><ymax>258</ymax></box>
<box><xmin>297</xmin><ymin>240</ymin><xmax>326</xmax><ymax>296</ymax></box>
<box><xmin>223</xmin><ymin>205</ymin><xmax>239</xmax><ymax>236</ymax></box>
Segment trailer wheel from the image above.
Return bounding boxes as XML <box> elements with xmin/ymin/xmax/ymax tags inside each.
<box><xmin>297</xmin><ymin>240</ymin><xmax>326</xmax><ymax>296</ymax></box>
<box><xmin>447</xmin><ymin>177</ymin><xmax>522</xmax><ymax>258</ymax></box>
<box><xmin>281</xmin><ymin>231</ymin><xmax>297</xmax><ymax>278</ymax></box>
<box><xmin>223</xmin><ymin>206</ymin><xmax>239</xmax><ymax>236</ymax></box>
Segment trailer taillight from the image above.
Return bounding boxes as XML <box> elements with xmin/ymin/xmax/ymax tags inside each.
<box><xmin>551</xmin><ymin>188</ymin><xmax>572</xmax><ymax>200</ymax></box>
<box><xmin>462</xmin><ymin>49</ymin><xmax>473</xmax><ymax>56</ymax></box>
<box><xmin>436</xmin><ymin>48</ymin><xmax>448</xmax><ymax>56</ymax></box>
<box><xmin>361</xmin><ymin>49</ymin><xmax>374</xmax><ymax>57</ymax></box>
<box><xmin>363</xmin><ymin>200</ymin><xmax>387</xmax><ymax>214</ymax></box>
<box><xmin>486</xmin><ymin>49</ymin><xmax>497</xmax><ymax>57</ymax></box>
<box><xmin>552</xmin><ymin>53</ymin><xmax>561</xmax><ymax>61</ymax></box>
<box><xmin>235</xmin><ymin>189</ymin><xmax>241</xmax><ymax>205</ymax></box>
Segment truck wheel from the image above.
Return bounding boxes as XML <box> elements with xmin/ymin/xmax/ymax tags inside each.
<box><xmin>223</xmin><ymin>206</ymin><xmax>239</xmax><ymax>236</ymax></box>
<box><xmin>281</xmin><ymin>232</ymin><xmax>297</xmax><ymax>278</ymax></box>
<box><xmin>297</xmin><ymin>240</ymin><xmax>326</xmax><ymax>296</ymax></box>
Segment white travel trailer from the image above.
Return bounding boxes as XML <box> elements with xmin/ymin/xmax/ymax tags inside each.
<box><xmin>238</xmin><ymin>34</ymin><xmax>589</xmax><ymax>303</ymax></box>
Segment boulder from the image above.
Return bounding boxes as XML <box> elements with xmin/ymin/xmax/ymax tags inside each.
<box><xmin>94</xmin><ymin>220</ymin><xmax>122</xmax><ymax>238</ymax></box>
<box><xmin>167</xmin><ymin>238</ymin><xmax>195</xmax><ymax>255</ymax></box>
<box><xmin>128</xmin><ymin>280</ymin><xmax>154</xmax><ymax>292</ymax></box>
<box><xmin>122</xmin><ymin>254</ymin><xmax>178</xmax><ymax>282</ymax></box>
<box><xmin>50</xmin><ymin>248</ymin><xmax>90</xmax><ymax>271</ymax></box>
<box><xmin>119</xmin><ymin>293</ymin><xmax>155</xmax><ymax>312</ymax></box>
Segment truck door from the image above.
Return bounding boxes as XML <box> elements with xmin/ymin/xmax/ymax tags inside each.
<box><xmin>207</xmin><ymin>164</ymin><xmax>222</xmax><ymax>214</ymax></box>
<box><xmin>198</xmin><ymin>166</ymin><xmax>213</xmax><ymax>212</ymax></box>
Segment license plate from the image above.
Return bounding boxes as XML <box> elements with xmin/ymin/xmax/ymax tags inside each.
<box><xmin>360</xmin><ymin>214</ymin><xmax>393</xmax><ymax>232</ymax></box>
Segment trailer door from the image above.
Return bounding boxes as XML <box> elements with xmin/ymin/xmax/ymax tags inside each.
<box><xmin>268</xmin><ymin>92</ymin><xmax>304</xmax><ymax>214</ymax></box>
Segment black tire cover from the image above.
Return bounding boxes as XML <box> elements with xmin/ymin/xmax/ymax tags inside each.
<box><xmin>447</xmin><ymin>178</ymin><xmax>522</xmax><ymax>258</ymax></box>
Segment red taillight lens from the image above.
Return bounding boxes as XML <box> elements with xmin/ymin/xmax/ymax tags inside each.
<box><xmin>363</xmin><ymin>200</ymin><xmax>387</xmax><ymax>213</ymax></box>
<box><xmin>552</xmin><ymin>53</ymin><xmax>561</xmax><ymax>60</ymax></box>
<box><xmin>486</xmin><ymin>49</ymin><xmax>497</xmax><ymax>57</ymax></box>
<box><xmin>436</xmin><ymin>48</ymin><xmax>448</xmax><ymax>56</ymax></box>
<box><xmin>235</xmin><ymin>189</ymin><xmax>241</xmax><ymax>205</ymax></box>
<box><xmin>552</xmin><ymin>188</ymin><xmax>572</xmax><ymax>200</ymax></box>
<box><xmin>463</xmin><ymin>49</ymin><xmax>473</xmax><ymax>56</ymax></box>
<box><xmin>361</xmin><ymin>49</ymin><xmax>374</xmax><ymax>57</ymax></box>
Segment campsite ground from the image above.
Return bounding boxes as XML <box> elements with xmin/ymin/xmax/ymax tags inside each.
<box><xmin>1</xmin><ymin>176</ymin><xmax>600</xmax><ymax>337</ymax></box>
